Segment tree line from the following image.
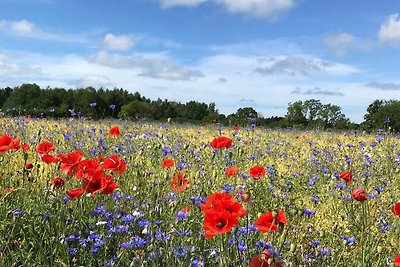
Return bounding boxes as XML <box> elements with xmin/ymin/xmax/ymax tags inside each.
<box><xmin>0</xmin><ymin>83</ymin><xmax>397</xmax><ymax>131</ymax></box>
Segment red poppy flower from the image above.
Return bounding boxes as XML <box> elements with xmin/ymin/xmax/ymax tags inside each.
<box><xmin>170</xmin><ymin>172</ymin><xmax>189</xmax><ymax>192</ymax></box>
<box><xmin>83</xmin><ymin>171</ymin><xmax>107</xmax><ymax>195</ymax></box>
<box><xmin>76</xmin><ymin>159</ymin><xmax>102</xmax><ymax>179</ymax></box>
<box><xmin>52</xmin><ymin>177</ymin><xmax>65</xmax><ymax>188</ymax></box>
<box><xmin>392</xmin><ymin>203</ymin><xmax>400</xmax><ymax>216</ymax></box>
<box><xmin>232</xmin><ymin>125</ymin><xmax>240</xmax><ymax>131</ymax></box>
<box><xmin>182</xmin><ymin>206</ymin><xmax>191</xmax><ymax>214</ymax></box>
<box><xmin>36</xmin><ymin>141</ymin><xmax>56</xmax><ymax>155</ymax></box>
<box><xmin>58</xmin><ymin>150</ymin><xmax>83</xmax><ymax>176</ymax></box>
<box><xmin>340</xmin><ymin>170</ymin><xmax>352</xmax><ymax>185</ymax></box>
<box><xmin>255</xmin><ymin>210</ymin><xmax>287</xmax><ymax>233</ymax></box>
<box><xmin>352</xmin><ymin>188</ymin><xmax>367</xmax><ymax>202</ymax></box>
<box><xmin>203</xmin><ymin>210</ymin><xmax>239</xmax><ymax>239</ymax></box>
<box><xmin>394</xmin><ymin>254</ymin><xmax>400</xmax><ymax>266</ymax></box>
<box><xmin>0</xmin><ymin>132</ymin><xmax>21</xmax><ymax>152</ymax></box>
<box><xmin>210</xmin><ymin>136</ymin><xmax>232</xmax><ymax>149</ymax></box>
<box><xmin>200</xmin><ymin>192</ymin><xmax>246</xmax><ymax>218</ymax></box>
<box><xmin>249</xmin><ymin>250</ymin><xmax>283</xmax><ymax>267</ymax></box>
<box><xmin>41</xmin><ymin>154</ymin><xmax>59</xmax><ymax>164</ymax></box>
<box><xmin>249</xmin><ymin>165</ymin><xmax>266</xmax><ymax>178</ymax></box>
<box><xmin>102</xmin><ymin>174</ymin><xmax>117</xmax><ymax>194</ymax></box>
<box><xmin>162</xmin><ymin>158</ymin><xmax>175</xmax><ymax>168</ymax></box>
<box><xmin>66</xmin><ymin>187</ymin><xmax>84</xmax><ymax>200</ymax></box>
<box><xmin>21</xmin><ymin>143</ymin><xmax>30</xmax><ymax>150</ymax></box>
<box><xmin>225</xmin><ymin>166</ymin><xmax>240</xmax><ymax>178</ymax></box>
<box><xmin>109</xmin><ymin>126</ymin><xmax>120</xmax><ymax>136</ymax></box>
<box><xmin>103</xmin><ymin>155</ymin><xmax>127</xmax><ymax>174</ymax></box>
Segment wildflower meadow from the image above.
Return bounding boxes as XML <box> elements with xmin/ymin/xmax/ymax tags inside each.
<box><xmin>1</xmin><ymin>116</ymin><xmax>400</xmax><ymax>267</ymax></box>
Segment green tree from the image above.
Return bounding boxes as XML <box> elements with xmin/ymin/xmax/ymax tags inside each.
<box><xmin>286</xmin><ymin>101</ymin><xmax>307</xmax><ymax>127</ymax></box>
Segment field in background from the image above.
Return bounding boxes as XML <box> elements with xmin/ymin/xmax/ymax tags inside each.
<box><xmin>1</xmin><ymin>117</ymin><xmax>400</xmax><ymax>267</ymax></box>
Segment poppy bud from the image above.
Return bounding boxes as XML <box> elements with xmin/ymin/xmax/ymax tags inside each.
<box><xmin>290</xmin><ymin>243</ymin><xmax>296</xmax><ymax>252</ymax></box>
<box><xmin>377</xmin><ymin>246</ymin><xmax>383</xmax><ymax>253</ymax></box>
<box><xmin>352</xmin><ymin>188</ymin><xmax>367</xmax><ymax>202</ymax></box>
<box><xmin>272</xmin><ymin>211</ymin><xmax>278</xmax><ymax>218</ymax></box>
<box><xmin>25</xmin><ymin>162</ymin><xmax>33</xmax><ymax>170</ymax></box>
<box><xmin>267</xmin><ymin>258</ymin><xmax>273</xmax><ymax>265</ymax></box>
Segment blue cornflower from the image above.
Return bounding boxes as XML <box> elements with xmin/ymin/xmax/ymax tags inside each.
<box><xmin>68</xmin><ymin>247</ymin><xmax>78</xmax><ymax>256</ymax></box>
<box><xmin>11</xmin><ymin>209</ymin><xmax>23</xmax><ymax>217</ymax></box>
<box><xmin>137</xmin><ymin>219</ymin><xmax>151</xmax><ymax>228</ymax></box>
<box><xmin>176</xmin><ymin>210</ymin><xmax>190</xmax><ymax>221</ymax></box>
<box><xmin>311</xmin><ymin>240</ymin><xmax>321</xmax><ymax>246</ymax></box>
<box><xmin>177</xmin><ymin>161</ymin><xmax>187</xmax><ymax>170</ymax></box>
<box><xmin>238</xmin><ymin>239</ymin><xmax>247</xmax><ymax>252</ymax></box>
<box><xmin>121</xmin><ymin>214</ymin><xmax>135</xmax><ymax>223</ymax></box>
<box><xmin>93</xmin><ymin>239</ymin><xmax>104</xmax><ymax>249</ymax></box>
<box><xmin>109</xmin><ymin>104</ymin><xmax>116</xmax><ymax>110</ymax></box>
<box><xmin>90</xmin><ymin>102</ymin><xmax>97</xmax><ymax>107</ymax></box>
<box><xmin>42</xmin><ymin>213</ymin><xmax>51</xmax><ymax>220</ymax></box>
<box><xmin>65</xmin><ymin>234</ymin><xmax>80</xmax><ymax>242</ymax></box>
<box><xmin>303</xmin><ymin>209</ymin><xmax>316</xmax><ymax>216</ymax></box>
<box><xmin>342</xmin><ymin>236</ymin><xmax>356</xmax><ymax>246</ymax></box>
<box><xmin>221</xmin><ymin>184</ymin><xmax>234</xmax><ymax>193</ymax></box>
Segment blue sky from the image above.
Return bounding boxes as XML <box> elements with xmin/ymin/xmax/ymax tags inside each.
<box><xmin>1</xmin><ymin>0</ymin><xmax>400</xmax><ymax>122</ymax></box>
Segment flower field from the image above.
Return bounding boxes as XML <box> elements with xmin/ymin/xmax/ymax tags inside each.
<box><xmin>1</xmin><ymin>117</ymin><xmax>400</xmax><ymax>267</ymax></box>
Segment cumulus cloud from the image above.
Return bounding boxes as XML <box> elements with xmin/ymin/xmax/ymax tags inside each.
<box><xmin>102</xmin><ymin>33</ymin><xmax>134</xmax><ymax>51</ymax></box>
<box><xmin>0</xmin><ymin>61</ymin><xmax>42</xmax><ymax>76</ymax></box>
<box><xmin>93</xmin><ymin>51</ymin><xmax>204</xmax><ymax>81</ymax></box>
<box><xmin>157</xmin><ymin>0</ymin><xmax>296</xmax><ymax>18</ymax></box>
<box><xmin>291</xmin><ymin>86</ymin><xmax>343</xmax><ymax>96</ymax></box>
<box><xmin>254</xmin><ymin>56</ymin><xmax>356</xmax><ymax>76</ymax></box>
<box><xmin>365</xmin><ymin>82</ymin><xmax>400</xmax><ymax>91</ymax></box>
<box><xmin>378</xmin><ymin>13</ymin><xmax>400</xmax><ymax>43</ymax></box>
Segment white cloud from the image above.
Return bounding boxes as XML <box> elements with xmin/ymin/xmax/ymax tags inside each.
<box><xmin>158</xmin><ymin>0</ymin><xmax>207</xmax><ymax>8</ymax></box>
<box><xmin>378</xmin><ymin>13</ymin><xmax>400</xmax><ymax>43</ymax></box>
<box><xmin>75</xmin><ymin>75</ymin><xmax>112</xmax><ymax>88</ymax></box>
<box><xmin>102</xmin><ymin>33</ymin><xmax>134</xmax><ymax>51</ymax></box>
<box><xmin>323</xmin><ymin>32</ymin><xmax>374</xmax><ymax>56</ymax></box>
<box><xmin>93</xmin><ymin>51</ymin><xmax>204</xmax><ymax>81</ymax></box>
<box><xmin>215</xmin><ymin>0</ymin><xmax>295</xmax><ymax>18</ymax></box>
<box><xmin>157</xmin><ymin>0</ymin><xmax>296</xmax><ymax>18</ymax></box>
<box><xmin>0</xmin><ymin>19</ymin><xmax>90</xmax><ymax>43</ymax></box>
<box><xmin>254</xmin><ymin>56</ymin><xmax>357</xmax><ymax>76</ymax></box>
<box><xmin>323</xmin><ymin>33</ymin><xmax>354</xmax><ymax>56</ymax></box>
<box><xmin>10</xmin><ymin>20</ymin><xmax>36</xmax><ymax>36</ymax></box>
<box><xmin>0</xmin><ymin>51</ymin><xmax>42</xmax><ymax>76</ymax></box>
<box><xmin>365</xmin><ymin>82</ymin><xmax>400</xmax><ymax>91</ymax></box>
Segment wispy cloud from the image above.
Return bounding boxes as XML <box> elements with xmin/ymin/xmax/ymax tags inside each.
<box><xmin>0</xmin><ymin>19</ymin><xmax>90</xmax><ymax>43</ymax></box>
<box><xmin>254</xmin><ymin>56</ymin><xmax>357</xmax><ymax>76</ymax></box>
<box><xmin>365</xmin><ymin>82</ymin><xmax>400</xmax><ymax>91</ymax></box>
<box><xmin>93</xmin><ymin>51</ymin><xmax>204</xmax><ymax>81</ymax></box>
<box><xmin>378</xmin><ymin>13</ymin><xmax>400</xmax><ymax>44</ymax></box>
<box><xmin>158</xmin><ymin>0</ymin><xmax>208</xmax><ymax>8</ymax></box>
<box><xmin>157</xmin><ymin>0</ymin><xmax>296</xmax><ymax>18</ymax></box>
<box><xmin>291</xmin><ymin>86</ymin><xmax>344</xmax><ymax>96</ymax></box>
